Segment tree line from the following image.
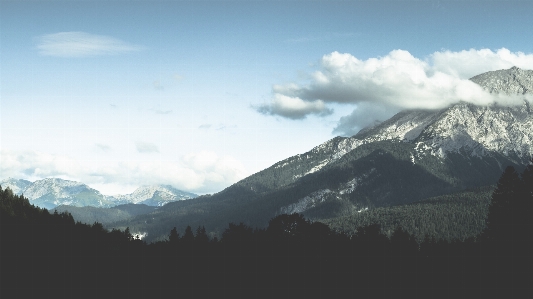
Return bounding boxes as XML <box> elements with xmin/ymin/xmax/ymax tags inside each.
<box><xmin>1</xmin><ymin>160</ymin><xmax>532</xmax><ymax>298</ymax></box>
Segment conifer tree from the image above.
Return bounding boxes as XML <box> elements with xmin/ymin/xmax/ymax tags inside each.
<box><xmin>519</xmin><ymin>159</ymin><xmax>533</xmax><ymax>224</ymax></box>
<box><xmin>195</xmin><ymin>226</ymin><xmax>209</xmax><ymax>244</ymax></box>
<box><xmin>182</xmin><ymin>225</ymin><xmax>194</xmax><ymax>242</ymax></box>
<box><xmin>484</xmin><ymin>166</ymin><xmax>521</xmax><ymax>241</ymax></box>
<box><xmin>168</xmin><ymin>227</ymin><xmax>180</xmax><ymax>243</ymax></box>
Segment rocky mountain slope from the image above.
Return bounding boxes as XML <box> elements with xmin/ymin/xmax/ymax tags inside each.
<box><xmin>0</xmin><ymin>178</ymin><xmax>197</xmax><ymax>209</ymax></box>
<box><xmin>109</xmin><ymin>66</ymin><xmax>533</xmax><ymax>242</ymax></box>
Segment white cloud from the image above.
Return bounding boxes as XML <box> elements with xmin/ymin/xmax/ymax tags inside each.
<box><xmin>0</xmin><ymin>150</ymin><xmax>84</xmax><ymax>182</ymax></box>
<box><xmin>0</xmin><ymin>149</ymin><xmax>247</xmax><ymax>195</ymax></box>
<box><xmin>431</xmin><ymin>48</ymin><xmax>533</xmax><ymax>79</ymax></box>
<box><xmin>256</xmin><ymin>94</ymin><xmax>332</xmax><ymax>119</ymax></box>
<box><xmin>259</xmin><ymin>48</ymin><xmax>533</xmax><ymax>135</ymax></box>
<box><xmin>333</xmin><ymin>102</ymin><xmax>398</xmax><ymax>137</ymax></box>
<box><xmin>36</xmin><ymin>32</ymin><xmax>145</xmax><ymax>57</ymax></box>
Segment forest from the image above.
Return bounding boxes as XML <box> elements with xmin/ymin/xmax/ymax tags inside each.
<box><xmin>1</xmin><ymin>161</ymin><xmax>532</xmax><ymax>299</ymax></box>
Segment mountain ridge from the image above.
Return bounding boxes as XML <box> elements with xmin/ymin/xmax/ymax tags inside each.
<box><xmin>107</xmin><ymin>66</ymin><xmax>533</xmax><ymax>242</ymax></box>
<box><xmin>0</xmin><ymin>178</ymin><xmax>197</xmax><ymax>209</ymax></box>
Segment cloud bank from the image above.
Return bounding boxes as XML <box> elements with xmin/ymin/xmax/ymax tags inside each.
<box><xmin>0</xmin><ymin>149</ymin><xmax>246</xmax><ymax>195</ymax></box>
<box><xmin>257</xmin><ymin>48</ymin><xmax>533</xmax><ymax>135</ymax></box>
<box><xmin>36</xmin><ymin>32</ymin><xmax>144</xmax><ymax>57</ymax></box>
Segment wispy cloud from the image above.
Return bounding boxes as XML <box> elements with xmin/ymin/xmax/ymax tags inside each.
<box><xmin>36</xmin><ymin>32</ymin><xmax>145</xmax><ymax>57</ymax></box>
<box><xmin>95</xmin><ymin>143</ymin><xmax>111</xmax><ymax>152</ymax></box>
<box><xmin>149</xmin><ymin>107</ymin><xmax>172</xmax><ymax>114</ymax></box>
<box><xmin>198</xmin><ymin>124</ymin><xmax>212</xmax><ymax>129</ymax></box>
<box><xmin>154</xmin><ymin>109</ymin><xmax>172</xmax><ymax>115</ymax></box>
<box><xmin>135</xmin><ymin>141</ymin><xmax>159</xmax><ymax>153</ymax></box>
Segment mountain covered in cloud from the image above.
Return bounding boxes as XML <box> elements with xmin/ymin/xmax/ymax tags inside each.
<box><xmin>0</xmin><ymin>178</ymin><xmax>197</xmax><ymax>209</ymax></box>
<box><xmin>470</xmin><ymin>66</ymin><xmax>533</xmax><ymax>94</ymax></box>
<box><xmin>108</xmin><ymin>67</ymin><xmax>533</xmax><ymax>242</ymax></box>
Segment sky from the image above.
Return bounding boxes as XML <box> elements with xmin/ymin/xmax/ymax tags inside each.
<box><xmin>2</xmin><ymin>0</ymin><xmax>533</xmax><ymax>195</ymax></box>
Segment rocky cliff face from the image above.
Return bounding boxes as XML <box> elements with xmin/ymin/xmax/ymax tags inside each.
<box><xmin>470</xmin><ymin>66</ymin><xmax>533</xmax><ymax>94</ymax></box>
<box><xmin>281</xmin><ymin>67</ymin><xmax>533</xmax><ymax>177</ymax></box>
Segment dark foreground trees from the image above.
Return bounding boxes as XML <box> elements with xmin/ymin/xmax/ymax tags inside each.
<box><xmin>2</xmin><ymin>160</ymin><xmax>533</xmax><ymax>299</ymax></box>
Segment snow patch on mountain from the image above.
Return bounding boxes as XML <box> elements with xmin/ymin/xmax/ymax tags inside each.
<box><xmin>339</xmin><ymin>168</ymin><xmax>376</xmax><ymax>195</ymax></box>
<box><xmin>305</xmin><ymin>159</ymin><xmax>330</xmax><ymax>175</ymax></box>
<box><xmin>293</xmin><ymin>67</ymin><xmax>533</xmax><ymax>177</ymax></box>
<box><xmin>23</xmin><ymin>178</ymin><xmax>91</xmax><ymax>200</ymax></box>
<box><xmin>0</xmin><ymin>178</ymin><xmax>32</xmax><ymax>195</ymax></box>
<box><xmin>470</xmin><ymin>66</ymin><xmax>533</xmax><ymax>95</ymax></box>
<box><xmin>279</xmin><ymin>189</ymin><xmax>333</xmax><ymax>215</ymax></box>
<box><xmin>113</xmin><ymin>185</ymin><xmax>196</xmax><ymax>206</ymax></box>
<box><xmin>0</xmin><ymin>178</ymin><xmax>197</xmax><ymax>209</ymax></box>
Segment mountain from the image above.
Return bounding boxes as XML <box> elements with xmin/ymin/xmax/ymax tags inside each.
<box><xmin>0</xmin><ymin>178</ymin><xmax>32</xmax><ymax>195</ymax></box>
<box><xmin>470</xmin><ymin>66</ymin><xmax>533</xmax><ymax>94</ymax></box>
<box><xmin>53</xmin><ymin>203</ymin><xmax>158</xmax><ymax>227</ymax></box>
<box><xmin>0</xmin><ymin>178</ymin><xmax>197</xmax><ymax>209</ymax></box>
<box><xmin>108</xmin><ymin>67</ymin><xmax>533</xmax><ymax>242</ymax></box>
<box><xmin>3</xmin><ymin>178</ymin><xmax>114</xmax><ymax>210</ymax></box>
<box><xmin>113</xmin><ymin>185</ymin><xmax>197</xmax><ymax>206</ymax></box>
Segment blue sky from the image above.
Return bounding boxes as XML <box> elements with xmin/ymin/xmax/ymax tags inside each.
<box><xmin>2</xmin><ymin>0</ymin><xmax>533</xmax><ymax>195</ymax></box>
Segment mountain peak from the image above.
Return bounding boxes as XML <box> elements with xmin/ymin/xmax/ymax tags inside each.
<box><xmin>0</xmin><ymin>177</ymin><xmax>197</xmax><ymax>209</ymax></box>
<box><xmin>470</xmin><ymin>66</ymin><xmax>533</xmax><ymax>94</ymax></box>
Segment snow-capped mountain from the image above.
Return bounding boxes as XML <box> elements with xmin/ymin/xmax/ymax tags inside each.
<box><xmin>0</xmin><ymin>178</ymin><xmax>197</xmax><ymax>209</ymax></box>
<box><xmin>269</xmin><ymin>67</ymin><xmax>533</xmax><ymax>181</ymax></box>
<box><xmin>0</xmin><ymin>178</ymin><xmax>111</xmax><ymax>209</ymax></box>
<box><xmin>470</xmin><ymin>66</ymin><xmax>533</xmax><ymax>94</ymax></box>
<box><xmin>113</xmin><ymin>185</ymin><xmax>197</xmax><ymax>206</ymax></box>
<box><xmin>112</xmin><ymin>67</ymin><xmax>533</xmax><ymax>243</ymax></box>
<box><xmin>0</xmin><ymin>178</ymin><xmax>32</xmax><ymax>195</ymax></box>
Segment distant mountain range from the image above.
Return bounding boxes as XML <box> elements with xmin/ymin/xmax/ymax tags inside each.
<box><xmin>0</xmin><ymin>178</ymin><xmax>197</xmax><ymax>209</ymax></box>
<box><xmin>105</xmin><ymin>66</ymin><xmax>533</xmax><ymax>242</ymax></box>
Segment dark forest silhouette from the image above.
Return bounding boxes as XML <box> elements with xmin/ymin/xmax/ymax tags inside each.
<box><xmin>1</xmin><ymin>160</ymin><xmax>532</xmax><ymax>298</ymax></box>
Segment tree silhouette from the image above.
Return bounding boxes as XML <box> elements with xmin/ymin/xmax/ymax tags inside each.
<box><xmin>168</xmin><ymin>227</ymin><xmax>180</xmax><ymax>243</ymax></box>
<box><xmin>518</xmin><ymin>159</ymin><xmax>533</xmax><ymax>226</ymax></box>
<box><xmin>195</xmin><ymin>226</ymin><xmax>209</xmax><ymax>244</ymax></box>
<box><xmin>182</xmin><ymin>225</ymin><xmax>194</xmax><ymax>242</ymax></box>
<box><xmin>484</xmin><ymin>166</ymin><xmax>521</xmax><ymax>241</ymax></box>
<box><xmin>221</xmin><ymin>222</ymin><xmax>254</xmax><ymax>242</ymax></box>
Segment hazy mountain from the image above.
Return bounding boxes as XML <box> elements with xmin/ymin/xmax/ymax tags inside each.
<box><xmin>113</xmin><ymin>185</ymin><xmax>197</xmax><ymax>206</ymax></box>
<box><xmin>109</xmin><ymin>67</ymin><xmax>533</xmax><ymax>242</ymax></box>
<box><xmin>53</xmin><ymin>203</ymin><xmax>158</xmax><ymax>226</ymax></box>
<box><xmin>0</xmin><ymin>178</ymin><xmax>197</xmax><ymax>209</ymax></box>
<box><xmin>3</xmin><ymin>178</ymin><xmax>114</xmax><ymax>210</ymax></box>
<box><xmin>0</xmin><ymin>178</ymin><xmax>32</xmax><ymax>195</ymax></box>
